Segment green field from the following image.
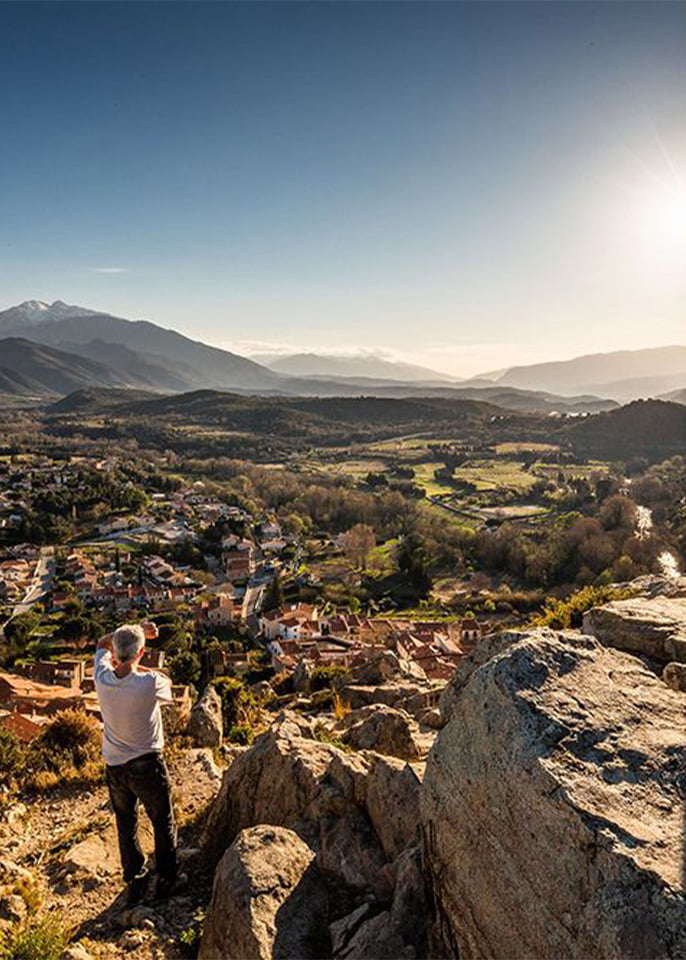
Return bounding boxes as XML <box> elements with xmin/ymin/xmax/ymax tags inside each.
<box><xmin>453</xmin><ymin>459</ymin><xmax>537</xmax><ymax>492</ymax></box>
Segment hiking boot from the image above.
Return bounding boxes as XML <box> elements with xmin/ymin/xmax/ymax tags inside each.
<box><xmin>153</xmin><ymin>871</ymin><xmax>188</xmax><ymax>901</ymax></box>
<box><xmin>125</xmin><ymin>871</ymin><xmax>149</xmax><ymax>907</ymax></box>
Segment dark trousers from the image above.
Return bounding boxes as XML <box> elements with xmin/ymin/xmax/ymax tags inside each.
<box><xmin>105</xmin><ymin>751</ymin><xmax>177</xmax><ymax>884</ymax></box>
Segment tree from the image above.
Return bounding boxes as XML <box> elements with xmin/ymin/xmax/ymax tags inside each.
<box><xmin>167</xmin><ymin>647</ymin><xmax>201</xmax><ymax>687</ymax></box>
<box><xmin>341</xmin><ymin>524</ymin><xmax>376</xmax><ymax>571</ymax></box>
<box><xmin>4</xmin><ymin>611</ymin><xmax>40</xmax><ymax>649</ymax></box>
<box><xmin>61</xmin><ymin>616</ymin><xmax>99</xmax><ymax>649</ymax></box>
<box><xmin>262</xmin><ymin>575</ymin><xmax>285</xmax><ymax>613</ymax></box>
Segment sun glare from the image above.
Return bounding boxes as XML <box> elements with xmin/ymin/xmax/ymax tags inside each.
<box><xmin>640</xmin><ymin>184</ymin><xmax>686</xmax><ymax>258</ymax></box>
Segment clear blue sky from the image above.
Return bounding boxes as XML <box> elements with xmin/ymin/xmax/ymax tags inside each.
<box><xmin>1</xmin><ymin>1</ymin><xmax>684</xmax><ymax>375</ymax></box>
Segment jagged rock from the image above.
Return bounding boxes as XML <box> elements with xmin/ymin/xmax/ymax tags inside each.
<box><xmin>118</xmin><ymin>929</ymin><xmax>147</xmax><ymax>950</ymax></box>
<box><xmin>332</xmin><ymin>850</ymin><xmax>425</xmax><ymax>960</ymax></box>
<box><xmin>199</xmin><ymin>825</ymin><xmax>329</xmax><ymax>960</ymax></box>
<box><xmin>583</xmin><ymin>596</ymin><xmax>686</xmax><ymax>663</ymax></box>
<box><xmin>413</xmin><ymin>706</ymin><xmax>441</xmax><ymax>729</ymax></box>
<box><xmin>117</xmin><ymin>906</ymin><xmax>163</xmax><ymax>929</ymax></box>
<box><xmin>0</xmin><ymin>858</ymin><xmax>32</xmax><ymax>883</ymax></box>
<box><xmin>612</xmin><ymin>574</ymin><xmax>686</xmax><ymax>599</ymax></box>
<box><xmin>0</xmin><ymin>894</ymin><xmax>27</xmax><ymax>923</ymax></box>
<box><xmin>4</xmin><ymin>802</ymin><xmax>27</xmax><ymax>829</ymax></box>
<box><xmin>202</xmin><ymin>712</ymin><xmax>420</xmax><ymax>889</ymax></box>
<box><xmin>343</xmin><ymin>682</ymin><xmax>428</xmax><ymax>711</ymax></box>
<box><xmin>317</xmin><ymin>807</ymin><xmax>387</xmax><ymax>890</ymax></box>
<box><xmin>333</xmin><ymin>909</ymin><xmax>409</xmax><ymax>959</ymax></box>
<box><xmin>361</xmin><ymin>756</ymin><xmax>421</xmax><ymax>860</ymax></box>
<box><xmin>293</xmin><ymin>658</ymin><xmax>313</xmax><ymax>693</ymax></box>
<box><xmin>187</xmin><ymin>685</ymin><xmax>223</xmax><ymax>748</ymax></box>
<box><xmin>251</xmin><ymin>680</ymin><xmax>275</xmax><ymax>701</ymax></box>
<box><xmin>350</xmin><ymin>649</ymin><xmax>427</xmax><ymax>686</ymax></box>
<box><xmin>63</xmin><ymin>834</ymin><xmax>118</xmax><ymax>878</ymax></box>
<box><xmin>422</xmin><ymin>628</ymin><xmax>686</xmax><ymax>959</ymax></box>
<box><xmin>189</xmin><ymin>746</ymin><xmax>222</xmax><ymax>783</ymax></box>
<box><xmin>330</xmin><ymin>902</ymin><xmax>374</xmax><ymax>954</ymax></box>
<box><xmin>63</xmin><ymin>944</ymin><xmax>94</xmax><ymax>960</ymax></box>
<box><xmin>341</xmin><ymin>705</ymin><xmax>423</xmax><ymax>760</ymax></box>
<box><xmin>177</xmin><ymin>846</ymin><xmax>201</xmax><ymax>864</ymax></box>
<box><xmin>662</xmin><ymin>661</ymin><xmax>686</xmax><ymax>692</ymax></box>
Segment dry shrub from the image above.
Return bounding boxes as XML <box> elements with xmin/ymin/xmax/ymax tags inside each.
<box><xmin>24</xmin><ymin>709</ymin><xmax>102</xmax><ymax>791</ymax></box>
<box><xmin>332</xmin><ymin>689</ymin><xmax>351</xmax><ymax>722</ymax></box>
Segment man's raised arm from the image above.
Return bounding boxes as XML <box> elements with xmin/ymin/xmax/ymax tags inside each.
<box><xmin>97</xmin><ymin>631</ymin><xmax>115</xmax><ymax>652</ymax></box>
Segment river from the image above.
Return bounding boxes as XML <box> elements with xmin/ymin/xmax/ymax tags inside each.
<box><xmin>634</xmin><ymin>504</ymin><xmax>681</xmax><ymax>579</ymax></box>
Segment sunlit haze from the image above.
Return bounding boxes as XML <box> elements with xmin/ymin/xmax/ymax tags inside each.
<box><xmin>1</xmin><ymin>1</ymin><xmax>684</xmax><ymax>377</ymax></box>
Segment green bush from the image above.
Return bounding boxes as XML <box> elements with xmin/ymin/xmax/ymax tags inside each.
<box><xmin>178</xmin><ymin>909</ymin><xmax>205</xmax><ymax>959</ymax></box>
<box><xmin>226</xmin><ymin>723</ymin><xmax>254</xmax><ymax>745</ymax></box>
<box><xmin>310</xmin><ymin>665</ymin><xmax>349</xmax><ymax>692</ymax></box>
<box><xmin>530</xmin><ymin>584</ymin><xmax>637</xmax><ymax>630</ymax></box>
<box><xmin>0</xmin><ymin>728</ymin><xmax>26</xmax><ymax>785</ymax></box>
<box><xmin>0</xmin><ymin>913</ymin><xmax>69</xmax><ymax>960</ymax></box>
<box><xmin>213</xmin><ymin>676</ymin><xmax>261</xmax><ymax>735</ymax></box>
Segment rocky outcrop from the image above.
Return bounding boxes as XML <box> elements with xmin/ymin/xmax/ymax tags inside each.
<box><xmin>662</xmin><ymin>661</ymin><xmax>686</xmax><ymax>692</ymax></box>
<box><xmin>438</xmin><ymin>629</ymin><xmax>520</xmax><ymax>722</ymax></box>
<box><xmin>187</xmin><ymin>685</ymin><xmax>223</xmax><ymax>747</ymax></box>
<box><xmin>203</xmin><ymin>712</ymin><xmax>420</xmax><ymax>874</ymax></box>
<box><xmin>202</xmin><ymin>711</ymin><xmax>425</xmax><ymax>958</ymax></box>
<box><xmin>350</xmin><ymin>649</ymin><xmax>427</xmax><ymax>686</ymax></box>
<box><xmin>583</xmin><ymin>596</ymin><xmax>686</xmax><ymax>663</ymax></box>
<box><xmin>342</xmin><ymin>682</ymin><xmax>430</xmax><ymax>712</ymax></box>
<box><xmin>340</xmin><ymin>705</ymin><xmax>424</xmax><ymax>760</ymax></box>
<box><xmin>613</xmin><ymin>574</ymin><xmax>686</xmax><ymax>599</ymax></box>
<box><xmin>422</xmin><ymin>628</ymin><xmax>686</xmax><ymax>959</ymax></box>
<box><xmin>199</xmin><ymin>826</ymin><xmax>330</xmax><ymax>960</ymax></box>
<box><xmin>292</xmin><ymin>658</ymin><xmax>313</xmax><ymax>694</ymax></box>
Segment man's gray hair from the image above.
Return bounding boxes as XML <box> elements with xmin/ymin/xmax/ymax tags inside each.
<box><xmin>113</xmin><ymin>624</ymin><xmax>145</xmax><ymax>664</ymax></box>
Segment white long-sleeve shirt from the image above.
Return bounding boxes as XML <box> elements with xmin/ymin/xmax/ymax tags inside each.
<box><xmin>94</xmin><ymin>648</ymin><xmax>173</xmax><ymax>766</ymax></box>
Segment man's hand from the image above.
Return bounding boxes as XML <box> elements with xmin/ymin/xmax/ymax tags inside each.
<box><xmin>97</xmin><ymin>632</ymin><xmax>114</xmax><ymax>652</ymax></box>
<box><xmin>141</xmin><ymin>621</ymin><xmax>159</xmax><ymax>641</ymax></box>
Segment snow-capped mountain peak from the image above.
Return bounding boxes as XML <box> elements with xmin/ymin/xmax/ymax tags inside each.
<box><xmin>0</xmin><ymin>299</ymin><xmax>98</xmax><ymax>331</ymax></box>
<box><xmin>18</xmin><ymin>299</ymin><xmax>51</xmax><ymax>313</ymax></box>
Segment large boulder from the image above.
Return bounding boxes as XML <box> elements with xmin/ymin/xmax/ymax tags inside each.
<box><xmin>422</xmin><ymin>628</ymin><xmax>686</xmax><ymax>959</ymax></box>
<box><xmin>583</xmin><ymin>596</ymin><xmax>686</xmax><ymax>663</ymax></box>
<box><xmin>63</xmin><ymin>834</ymin><xmax>119</xmax><ymax>878</ymax></box>
<box><xmin>199</xmin><ymin>826</ymin><xmax>329</xmax><ymax>960</ymax></box>
<box><xmin>350</xmin><ymin>649</ymin><xmax>427</xmax><ymax>686</ymax></box>
<box><xmin>342</xmin><ymin>682</ymin><xmax>429</xmax><ymax>712</ymax></box>
<box><xmin>341</xmin><ymin>705</ymin><xmax>424</xmax><ymax>761</ymax></box>
<box><xmin>202</xmin><ymin>712</ymin><xmax>421</xmax><ymax>888</ymax></box>
<box><xmin>292</xmin><ymin>658</ymin><xmax>313</xmax><ymax>694</ymax></box>
<box><xmin>438</xmin><ymin>629</ymin><xmax>521</xmax><ymax>722</ymax></box>
<box><xmin>187</xmin><ymin>685</ymin><xmax>223</xmax><ymax>748</ymax></box>
<box><xmin>663</xmin><ymin>661</ymin><xmax>686</xmax><ymax>692</ymax></box>
<box><xmin>612</xmin><ymin>574</ymin><xmax>686</xmax><ymax>599</ymax></box>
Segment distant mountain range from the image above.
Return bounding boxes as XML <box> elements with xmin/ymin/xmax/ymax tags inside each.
<box><xmin>0</xmin><ymin>300</ymin><xmax>281</xmax><ymax>393</ymax></box>
<box><xmin>0</xmin><ymin>300</ymin><xmax>681</xmax><ymax>414</ymax></box>
<box><xmin>253</xmin><ymin>351</ymin><xmax>456</xmax><ymax>383</ymax></box>
<box><xmin>0</xmin><ymin>338</ymin><xmax>131</xmax><ymax>397</ymax></box>
<box><xmin>492</xmin><ymin>346</ymin><xmax>686</xmax><ymax>402</ymax></box>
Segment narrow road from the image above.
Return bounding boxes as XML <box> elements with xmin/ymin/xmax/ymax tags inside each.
<box><xmin>6</xmin><ymin>546</ymin><xmax>56</xmax><ymax>623</ymax></box>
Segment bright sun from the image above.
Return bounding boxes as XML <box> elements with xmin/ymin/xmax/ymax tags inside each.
<box><xmin>644</xmin><ymin>185</ymin><xmax>686</xmax><ymax>251</ymax></box>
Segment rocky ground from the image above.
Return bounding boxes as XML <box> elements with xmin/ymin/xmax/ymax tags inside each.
<box><xmin>3</xmin><ymin>573</ymin><xmax>686</xmax><ymax>960</ymax></box>
<box><xmin>0</xmin><ymin>747</ymin><xmax>222</xmax><ymax>960</ymax></box>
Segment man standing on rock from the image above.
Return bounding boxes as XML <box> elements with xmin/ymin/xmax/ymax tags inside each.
<box><xmin>94</xmin><ymin>622</ymin><xmax>179</xmax><ymax>906</ymax></box>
